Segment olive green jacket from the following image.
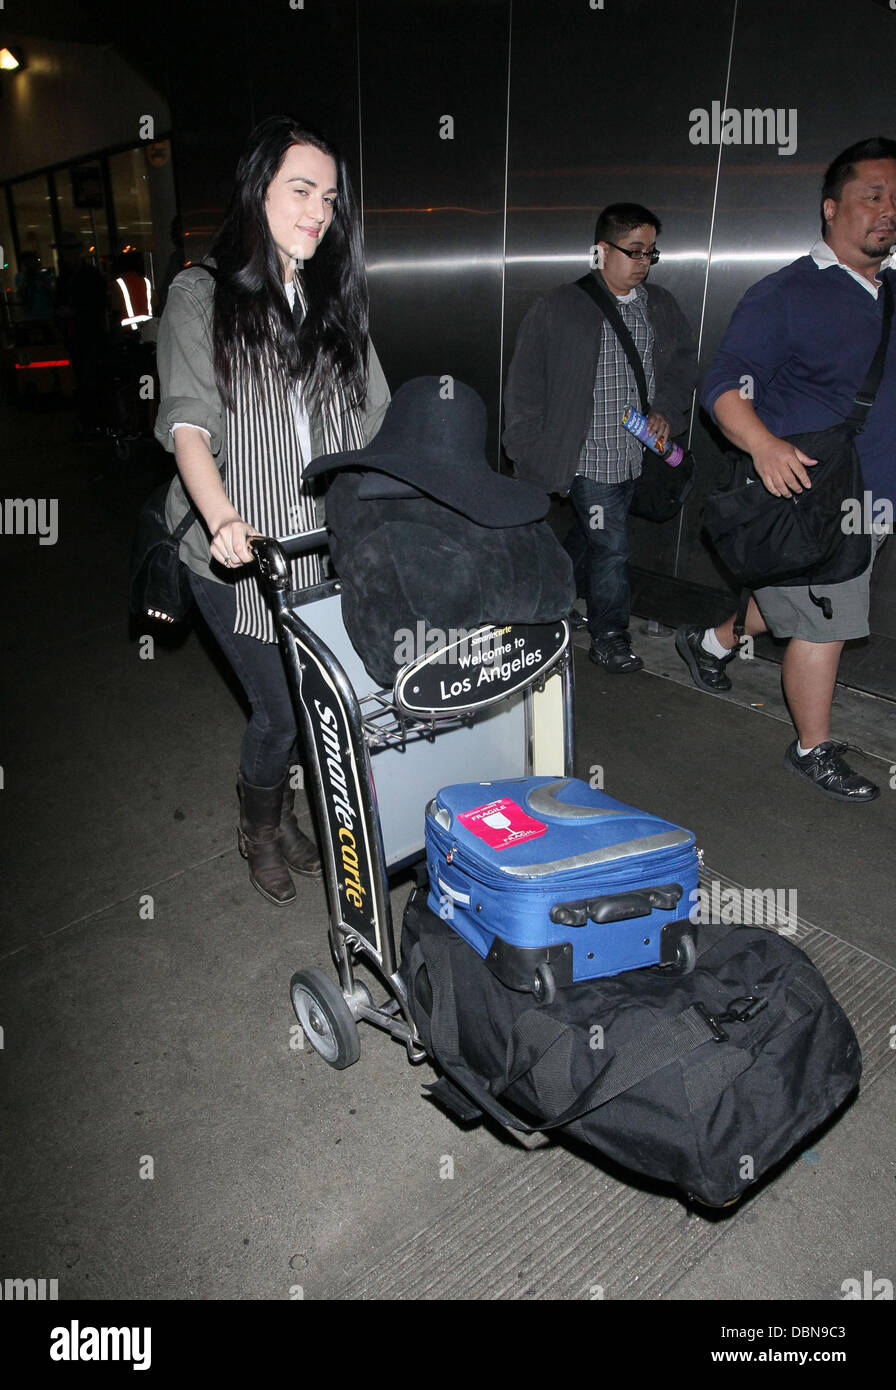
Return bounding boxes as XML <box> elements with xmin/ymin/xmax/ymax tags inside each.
<box><xmin>155</xmin><ymin>264</ymin><xmax>390</xmax><ymax>580</ymax></box>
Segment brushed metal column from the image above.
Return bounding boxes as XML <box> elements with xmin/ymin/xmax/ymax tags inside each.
<box><xmin>359</xmin><ymin>0</ymin><xmax>512</xmax><ymax>461</ymax></box>
<box><xmin>502</xmin><ymin>0</ymin><xmax>736</xmax><ymax>578</ymax></box>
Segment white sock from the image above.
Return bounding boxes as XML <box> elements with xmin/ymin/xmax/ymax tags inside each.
<box><xmin>701</xmin><ymin>628</ymin><xmax>733</xmax><ymax>660</ymax></box>
<box><xmin>796</xmin><ymin>741</ymin><xmax>816</xmax><ymax>757</ymax></box>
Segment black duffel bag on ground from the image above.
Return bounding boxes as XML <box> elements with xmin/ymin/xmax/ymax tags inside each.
<box><xmin>401</xmin><ymin>888</ymin><xmax>861</xmax><ymax>1208</ymax></box>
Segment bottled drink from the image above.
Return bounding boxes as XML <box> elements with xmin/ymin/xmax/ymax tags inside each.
<box><xmin>622</xmin><ymin>406</ymin><xmax>684</xmax><ymax>466</ymax></box>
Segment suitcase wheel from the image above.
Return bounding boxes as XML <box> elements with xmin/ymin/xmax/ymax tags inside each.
<box><xmin>532</xmin><ymin>962</ymin><xmax>557</xmax><ymax>1005</ymax></box>
<box><xmin>291</xmin><ymin>968</ymin><xmax>361</xmax><ymax>1069</ymax></box>
<box><xmin>666</xmin><ymin>932</ymin><xmax>697</xmax><ymax>976</ymax></box>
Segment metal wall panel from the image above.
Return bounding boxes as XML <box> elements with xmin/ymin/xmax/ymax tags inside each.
<box><xmin>681</xmin><ymin>0</ymin><xmax>896</xmax><ymax>631</ymax></box>
<box><xmin>359</xmin><ymin>0</ymin><xmax>511</xmax><ymax>458</ymax></box>
<box><xmin>122</xmin><ymin>1</ymin><xmax>362</xmax><ymax>260</ymax></box>
<box><xmin>503</xmin><ymin>0</ymin><xmax>736</xmax><ymax>574</ymax></box>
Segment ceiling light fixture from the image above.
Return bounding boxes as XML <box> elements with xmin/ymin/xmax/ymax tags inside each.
<box><xmin>0</xmin><ymin>46</ymin><xmax>26</xmax><ymax>72</ymax></box>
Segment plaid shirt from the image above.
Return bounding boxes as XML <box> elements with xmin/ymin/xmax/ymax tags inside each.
<box><xmin>578</xmin><ymin>285</ymin><xmax>656</xmax><ymax>483</ymax></box>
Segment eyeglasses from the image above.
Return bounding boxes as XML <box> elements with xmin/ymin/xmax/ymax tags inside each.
<box><xmin>604</xmin><ymin>241</ymin><xmax>661</xmax><ymax>264</ymax></box>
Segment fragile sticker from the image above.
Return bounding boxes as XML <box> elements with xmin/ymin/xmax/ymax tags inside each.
<box><xmin>456</xmin><ymin>798</ymin><xmax>548</xmax><ymax>850</ymax></box>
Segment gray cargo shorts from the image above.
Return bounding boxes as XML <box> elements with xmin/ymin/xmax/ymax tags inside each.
<box><xmin>753</xmin><ymin>531</ymin><xmax>890</xmax><ymax>641</ymax></box>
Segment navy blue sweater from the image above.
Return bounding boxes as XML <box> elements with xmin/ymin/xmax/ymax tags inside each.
<box><xmin>702</xmin><ymin>256</ymin><xmax>896</xmax><ymax>504</ymax></box>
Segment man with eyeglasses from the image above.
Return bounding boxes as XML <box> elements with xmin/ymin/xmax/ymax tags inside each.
<box><xmin>504</xmin><ymin>203</ymin><xmax>697</xmax><ymax>672</ymax></box>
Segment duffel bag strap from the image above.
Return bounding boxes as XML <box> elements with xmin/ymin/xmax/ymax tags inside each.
<box><xmin>413</xmin><ymin>916</ymin><xmax>721</xmax><ymax>1135</ymax></box>
<box><xmin>414</xmin><ymin>921</ymin><xmax>560</xmax><ymax>1134</ymax></box>
<box><xmin>502</xmin><ymin>1004</ymin><xmax>721</xmax><ymax>1126</ymax></box>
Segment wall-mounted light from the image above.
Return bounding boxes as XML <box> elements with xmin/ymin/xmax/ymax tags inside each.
<box><xmin>0</xmin><ymin>46</ymin><xmax>26</xmax><ymax>72</ymax></box>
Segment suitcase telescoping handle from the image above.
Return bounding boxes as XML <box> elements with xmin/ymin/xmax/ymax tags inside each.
<box><xmin>549</xmin><ymin>883</ymin><xmax>682</xmax><ymax>927</ymax></box>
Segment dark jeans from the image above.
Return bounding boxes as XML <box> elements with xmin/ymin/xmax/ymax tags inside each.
<box><xmin>189</xmin><ymin>569</ymin><xmax>298</xmax><ymax>787</ymax></box>
<box><xmin>566</xmin><ymin>475</ymin><xmax>636</xmax><ymax>638</ymax></box>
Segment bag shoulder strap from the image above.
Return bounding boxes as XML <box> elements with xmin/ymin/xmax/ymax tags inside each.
<box><xmin>143</xmin><ymin>481</ymin><xmax>196</xmax><ymax>543</ymax></box>
<box><xmin>502</xmin><ymin>1003</ymin><xmax>719</xmax><ymax>1124</ymax></box>
<box><xmin>410</xmin><ymin>919</ymin><xmax>718</xmax><ymax>1135</ymax></box>
<box><xmin>847</xmin><ymin>274</ymin><xmax>893</xmax><ymax>429</ymax></box>
<box><xmin>575</xmin><ymin>272</ymin><xmax>649</xmax><ymax>413</ymax></box>
<box><xmin>171</xmin><ymin>503</ymin><xmax>197</xmax><ymax>541</ymax></box>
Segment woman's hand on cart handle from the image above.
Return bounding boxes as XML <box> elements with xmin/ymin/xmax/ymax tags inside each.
<box><xmin>172</xmin><ymin>428</ymin><xmax>261</xmax><ymax>567</ymax></box>
<box><xmin>210</xmin><ymin>515</ymin><xmax>262</xmax><ymax>568</ymax></box>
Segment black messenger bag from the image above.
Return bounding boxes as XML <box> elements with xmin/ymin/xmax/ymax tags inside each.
<box><xmin>401</xmin><ymin>889</ymin><xmax>861</xmax><ymax>1208</ymax></box>
<box><xmin>702</xmin><ymin>276</ymin><xmax>892</xmax><ymax>630</ymax></box>
<box><xmin>703</xmin><ymin>421</ymin><xmax>870</xmax><ymax>591</ymax></box>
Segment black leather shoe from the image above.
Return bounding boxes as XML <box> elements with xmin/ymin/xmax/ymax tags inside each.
<box><xmin>589</xmin><ymin>631</ymin><xmax>644</xmax><ymax>673</ymax></box>
<box><xmin>675</xmin><ymin>625</ymin><xmax>737</xmax><ymax>692</ymax></box>
<box><xmin>784</xmin><ymin>740</ymin><xmax>880</xmax><ymax>802</ymax></box>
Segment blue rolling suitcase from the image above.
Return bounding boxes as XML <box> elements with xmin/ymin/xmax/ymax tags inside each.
<box><xmin>425</xmin><ymin>776</ymin><xmax>700</xmax><ymax>999</ymax></box>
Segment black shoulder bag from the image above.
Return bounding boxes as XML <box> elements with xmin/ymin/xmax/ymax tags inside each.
<box><xmin>576</xmin><ymin>272</ymin><xmax>696</xmax><ymax>523</ymax></box>
<box><xmin>702</xmin><ymin>276</ymin><xmax>892</xmax><ymax>634</ymax></box>
<box><xmin>129</xmin><ymin>483</ymin><xmax>197</xmax><ymax>624</ymax></box>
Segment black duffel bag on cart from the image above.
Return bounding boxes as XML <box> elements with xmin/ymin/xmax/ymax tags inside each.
<box><xmin>401</xmin><ymin>889</ymin><xmax>861</xmax><ymax>1208</ymax></box>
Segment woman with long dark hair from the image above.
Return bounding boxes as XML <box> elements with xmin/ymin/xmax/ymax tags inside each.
<box><xmin>155</xmin><ymin>116</ymin><xmax>389</xmax><ymax>904</ymax></box>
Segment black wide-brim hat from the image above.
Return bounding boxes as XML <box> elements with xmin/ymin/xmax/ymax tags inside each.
<box><xmin>303</xmin><ymin>375</ymin><xmax>550</xmax><ymax>528</ymax></box>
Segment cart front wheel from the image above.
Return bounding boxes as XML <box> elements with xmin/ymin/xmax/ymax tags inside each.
<box><xmin>291</xmin><ymin>968</ymin><xmax>361</xmax><ymax>1069</ymax></box>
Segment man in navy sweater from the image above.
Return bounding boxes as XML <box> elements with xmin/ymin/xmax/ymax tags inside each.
<box><xmin>676</xmin><ymin>137</ymin><xmax>896</xmax><ymax>802</ymax></box>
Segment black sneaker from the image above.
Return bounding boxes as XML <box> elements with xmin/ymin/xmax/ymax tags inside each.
<box><xmin>589</xmin><ymin>630</ymin><xmax>644</xmax><ymax>673</ymax></box>
<box><xmin>675</xmin><ymin>625</ymin><xmax>737</xmax><ymax>692</ymax></box>
<box><xmin>784</xmin><ymin>740</ymin><xmax>880</xmax><ymax>802</ymax></box>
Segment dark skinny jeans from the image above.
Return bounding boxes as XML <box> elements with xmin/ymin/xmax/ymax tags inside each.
<box><xmin>188</xmin><ymin>569</ymin><xmax>298</xmax><ymax>788</ymax></box>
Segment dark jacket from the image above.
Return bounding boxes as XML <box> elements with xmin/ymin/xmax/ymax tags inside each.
<box><xmin>155</xmin><ymin>264</ymin><xmax>390</xmax><ymax>579</ymax></box>
<box><xmin>325</xmin><ymin>471</ymin><xmax>575</xmax><ymax>686</ymax></box>
<box><xmin>502</xmin><ymin>276</ymin><xmax>698</xmax><ymax>495</ymax></box>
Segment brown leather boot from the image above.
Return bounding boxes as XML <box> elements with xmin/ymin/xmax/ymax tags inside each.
<box><xmin>280</xmin><ymin>776</ymin><xmax>323</xmax><ymax>878</ymax></box>
<box><xmin>237</xmin><ymin>774</ymin><xmax>296</xmax><ymax>905</ymax></box>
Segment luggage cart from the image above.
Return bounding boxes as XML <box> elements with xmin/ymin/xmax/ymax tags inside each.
<box><xmin>252</xmin><ymin>533</ymin><xmax>574</xmax><ymax>1070</ymax></box>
